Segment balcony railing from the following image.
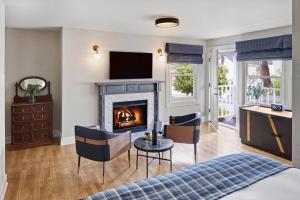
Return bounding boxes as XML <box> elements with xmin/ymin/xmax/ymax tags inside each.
<box><xmin>246</xmin><ymin>87</ymin><xmax>281</xmax><ymax>105</ymax></box>
<box><xmin>218</xmin><ymin>85</ymin><xmax>280</xmax><ymax>119</ymax></box>
<box><xmin>218</xmin><ymin>85</ymin><xmax>235</xmax><ymax>118</ymax></box>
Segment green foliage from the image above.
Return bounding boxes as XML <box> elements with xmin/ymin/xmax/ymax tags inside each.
<box><xmin>25</xmin><ymin>84</ymin><xmax>41</xmax><ymax>98</ymax></box>
<box><xmin>219</xmin><ymin>107</ymin><xmax>230</xmax><ymax>116</ymax></box>
<box><xmin>218</xmin><ymin>64</ymin><xmax>229</xmax><ymax>86</ymax></box>
<box><xmin>247</xmin><ymin>84</ymin><xmax>265</xmax><ymax>100</ymax></box>
<box><xmin>273</xmin><ymin>79</ymin><xmax>281</xmax><ymax>96</ymax></box>
<box><xmin>173</xmin><ymin>64</ymin><xmax>193</xmax><ymax>95</ymax></box>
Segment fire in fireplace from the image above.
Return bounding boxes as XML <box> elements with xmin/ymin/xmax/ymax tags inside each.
<box><xmin>113</xmin><ymin>100</ymin><xmax>147</xmax><ymax>133</ymax></box>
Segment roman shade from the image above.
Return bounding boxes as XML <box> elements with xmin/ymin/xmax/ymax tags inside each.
<box><xmin>165</xmin><ymin>43</ymin><xmax>203</xmax><ymax>64</ymax></box>
<box><xmin>236</xmin><ymin>34</ymin><xmax>292</xmax><ymax>61</ymax></box>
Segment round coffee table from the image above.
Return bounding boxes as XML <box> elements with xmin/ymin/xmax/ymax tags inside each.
<box><xmin>134</xmin><ymin>137</ymin><xmax>174</xmax><ymax>178</ymax></box>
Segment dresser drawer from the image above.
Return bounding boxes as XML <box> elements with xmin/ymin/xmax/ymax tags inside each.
<box><xmin>11</xmin><ymin>101</ymin><xmax>53</xmax><ymax>149</ymax></box>
<box><xmin>32</xmin><ymin>120</ymin><xmax>49</xmax><ymax>130</ymax></box>
<box><xmin>32</xmin><ymin>130</ymin><xmax>50</xmax><ymax>141</ymax></box>
<box><xmin>12</xmin><ymin>122</ymin><xmax>31</xmax><ymax>132</ymax></box>
<box><xmin>12</xmin><ymin>106</ymin><xmax>32</xmax><ymax>113</ymax></box>
<box><xmin>12</xmin><ymin>113</ymin><xmax>32</xmax><ymax>122</ymax></box>
<box><xmin>33</xmin><ymin>104</ymin><xmax>50</xmax><ymax>113</ymax></box>
<box><xmin>12</xmin><ymin>132</ymin><xmax>32</xmax><ymax>144</ymax></box>
<box><xmin>33</xmin><ymin>112</ymin><xmax>49</xmax><ymax>120</ymax></box>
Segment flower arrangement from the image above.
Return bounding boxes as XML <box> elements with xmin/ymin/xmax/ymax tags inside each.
<box><xmin>24</xmin><ymin>84</ymin><xmax>41</xmax><ymax>103</ymax></box>
<box><xmin>247</xmin><ymin>84</ymin><xmax>265</xmax><ymax>107</ymax></box>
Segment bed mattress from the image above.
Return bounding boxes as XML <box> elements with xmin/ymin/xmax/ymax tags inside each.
<box><xmin>221</xmin><ymin>168</ymin><xmax>300</xmax><ymax>200</ymax></box>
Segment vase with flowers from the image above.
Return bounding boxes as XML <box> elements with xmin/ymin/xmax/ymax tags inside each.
<box><xmin>247</xmin><ymin>84</ymin><xmax>265</xmax><ymax>109</ymax></box>
<box><xmin>24</xmin><ymin>84</ymin><xmax>41</xmax><ymax>103</ymax></box>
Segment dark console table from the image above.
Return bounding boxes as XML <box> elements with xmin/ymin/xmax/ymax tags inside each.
<box><xmin>240</xmin><ymin>106</ymin><xmax>292</xmax><ymax>160</ymax></box>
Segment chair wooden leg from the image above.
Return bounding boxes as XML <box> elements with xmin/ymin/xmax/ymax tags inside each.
<box><xmin>128</xmin><ymin>150</ymin><xmax>131</xmax><ymax>167</ymax></box>
<box><xmin>77</xmin><ymin>156</ymin><xmax>81</xmax><ymax>174</ymax></box>
<box><xmin>102</xmin><ymin>162</ymin><xmax>105</xmax><ymax>184</ymax></box>
<box><xmin>194</xmin><ymin>143</ymin><xmax>197</xmax><ymax>163</ymax></box>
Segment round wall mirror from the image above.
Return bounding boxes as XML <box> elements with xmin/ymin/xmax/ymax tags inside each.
<box><xmin>19</xmin><ymin>76</ymin><xmax>47</xmax><ymax>91</ymax></box>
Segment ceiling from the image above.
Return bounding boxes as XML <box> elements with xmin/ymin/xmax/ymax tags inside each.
<box><xmin>4</xmin><ymin>0</ymin><xmax>292</xmax><ymax>39</ymax></box>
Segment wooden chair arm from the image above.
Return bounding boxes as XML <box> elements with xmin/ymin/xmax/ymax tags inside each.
<box><xmin>75</xmin><ymin>135</ymin><xmax>108</xmax><ymax>145</ymax></box>
<box><xmin>165</xmin><ymin>125</ymin><xmax>195</xmax><ymax>144</ymax></box>
<box><xmin>108</xmin><ymin>132</ymin><xmax>131</xmax><ymax>160</ymax></box>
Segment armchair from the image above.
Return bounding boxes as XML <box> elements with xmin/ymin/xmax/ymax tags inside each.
<box><xmin>75</xmin><ymin>126</ymin><xmax>131</xmax><ymax>183</ymax></box>
<box><xmin>164</xmin><ymin>112</ymin><xmax>201</xmax><ymax>163</ymax></box>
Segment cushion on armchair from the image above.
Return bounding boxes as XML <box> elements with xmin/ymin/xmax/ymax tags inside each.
<box><xmin>165</xmin><ymin>112</ymin><xmax>201</xmax><ymax>144</ymax></box>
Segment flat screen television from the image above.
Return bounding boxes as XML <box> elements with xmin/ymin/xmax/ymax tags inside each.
<box><xmin>110</xmin><ymin>51</ymin><xmax>153</xmax><ymax>79</ymax></box>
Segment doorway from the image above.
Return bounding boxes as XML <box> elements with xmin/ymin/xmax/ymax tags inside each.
<box><xmin>209</xmin><ymin>46</ymin><xmax>237</xmax><ymax>129</ymax></box>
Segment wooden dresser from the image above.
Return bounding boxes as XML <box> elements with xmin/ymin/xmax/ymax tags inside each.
<box><xmin>240</xmin><ymin>106</ymin><xmax>292</xmax><ymax>160</ymax></box>
<box><xmin>11</xmin><ymin>77</ymin><xmax>53</xmax><ymax>149</ymax></box>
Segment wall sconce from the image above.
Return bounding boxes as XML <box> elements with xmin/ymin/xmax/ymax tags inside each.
<box><xmin>92</xmin><ymin>44</ymin><xmax>101</xmax><ymax>59</ymax></box>
<box><xmin>157</xmin><ymin>48</ymin><xmax>163</xmax><ymax>57</ymax></box>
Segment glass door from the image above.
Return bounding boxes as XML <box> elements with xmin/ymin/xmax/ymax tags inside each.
<box><xmin>209</xmin><ymin>45</ymin><xmax>237</xmax><ymax>129</ymax></box>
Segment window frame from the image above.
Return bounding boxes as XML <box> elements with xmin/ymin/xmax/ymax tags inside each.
<box><xmin>166</xmin><ymin>63</ymin><xmax>200</xmax><ymax>107</ymax></box>
<box><xmin>244</xmin><ymin>60</ymin><xmax>286</xmax><ymax>106</ymax></box>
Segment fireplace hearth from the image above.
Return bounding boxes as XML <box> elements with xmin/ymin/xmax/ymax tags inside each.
<box><xmin>113</xmin><ymin>100</ymin><xmax>147</xmax><ymax>133</ymax></box>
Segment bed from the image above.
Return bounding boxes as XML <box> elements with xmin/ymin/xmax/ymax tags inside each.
<box><xmin>85</xmin><ymin>153</ymin><xmax>300</xmax><ymax>200</ymax></box>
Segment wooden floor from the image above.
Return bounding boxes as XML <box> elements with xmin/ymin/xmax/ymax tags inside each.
<box><xmin>4</xmin><ymin>123</ymin><xmax>291</xmax><ymax>200</ymax></box>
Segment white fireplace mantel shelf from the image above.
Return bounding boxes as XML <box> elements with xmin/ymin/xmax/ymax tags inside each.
<box><xmin>95</xmin><ymin>80</ymin><xmax>165</xmax><ymax>86</ymax></box>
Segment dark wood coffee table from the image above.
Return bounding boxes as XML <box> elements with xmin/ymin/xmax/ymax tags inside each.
<box><xmin>134</xmin><ymin>137</ymin><xmax>174</xmax><ymax>178</ymax></box>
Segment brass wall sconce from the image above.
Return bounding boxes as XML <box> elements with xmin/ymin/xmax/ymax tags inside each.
<box><xmin>92</xmin><ymin>44</ymin><xmax>101</xmax><ymax>59</ymax></box>
<box><xmin>157</xmin><ymin>48</ymin><xmax>163</xmax><ymax>57</ymax></box>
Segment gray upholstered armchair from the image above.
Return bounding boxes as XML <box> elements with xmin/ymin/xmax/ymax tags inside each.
<box><xmin>164</xmin><ymin>112</ymin><xmax>201</xmax><ymax>163</ymax></box>
<box><xmin>75</xmin><ymin>126</ymin><xmax>131</xmax><ymax>183</ymax></box>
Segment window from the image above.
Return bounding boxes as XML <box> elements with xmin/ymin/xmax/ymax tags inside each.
<box><xmin>167</xmin><ymin>63</ymin><xmax>199</xmax><ymax>106</ymax></box>
<box><xmin>245</xmin><ymin>60</ymin><xmax>283</xmax><ymax>106</ymax></box>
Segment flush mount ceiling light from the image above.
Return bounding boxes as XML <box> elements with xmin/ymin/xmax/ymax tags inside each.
<box><xmin>155</xmin><ymin>17</ymin><xmax>180</xmax><ymax>28</ymax></box>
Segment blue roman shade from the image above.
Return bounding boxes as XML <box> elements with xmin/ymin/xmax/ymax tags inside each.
<box><xmin>165</xmin><ymin>43</ymin><xmax>203</xmax><ymax>64</ymax></box>
<box><xmin>236</xmin><ymin>34</ymin><xmax>292</xmax><ymax>61</ymax></box>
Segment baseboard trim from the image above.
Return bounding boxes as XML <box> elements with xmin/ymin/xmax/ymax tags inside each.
<box><xmin>52</xmin><ymin>129</ymin><xmax>61</xmax><ymax>138</ymax></box>
<box><xmin>0</xmin><ymin>174</ymin><xmax>7</xmax><ymax>200</ymax></box>
<box><xmin>5</xmin><ymin>136</ymin><xmax>10</xmax><ymax>144</ymax></box>
<box><xmin>60</xmin><ymin>136</ymin><xmax>75</xmax><ymax>146</ymax></box>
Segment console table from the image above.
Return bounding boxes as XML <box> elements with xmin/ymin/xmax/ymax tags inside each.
<box><xmin>240</xmin><ymin>106</ymin><xmax>292</xmax><ymax>160</ymax></box>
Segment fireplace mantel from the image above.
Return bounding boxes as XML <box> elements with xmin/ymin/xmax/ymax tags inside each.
<box><xmin>95</xmin><ymin>80</ymin><xmax>165</xmax><ymax>131</ymax></box>
<box><xmin>95</xmin><ymin>80</ymin><xmax>165</xmax><ymax>95</ymax></box>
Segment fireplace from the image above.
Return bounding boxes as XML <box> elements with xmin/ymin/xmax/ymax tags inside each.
<box><xmin>113</xmin><ymin>100</ymin><xmax>147</xmax><ymax>133</ymax></box>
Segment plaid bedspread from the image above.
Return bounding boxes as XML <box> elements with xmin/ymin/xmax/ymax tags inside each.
<box><xmin>85</xmin><ymin>153</ymin><xmax>289</xmax><ymax>200</ymax></box>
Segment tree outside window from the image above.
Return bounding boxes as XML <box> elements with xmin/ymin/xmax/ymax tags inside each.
<box><xmin>246</xmin><ymin>60</ymin><xmax>282</xmax><ymax>105</ymax></box>
<box><xmin>170</xmin><ymin>63</ymin><xmax>194</xmax><ymax>98</ymax></box>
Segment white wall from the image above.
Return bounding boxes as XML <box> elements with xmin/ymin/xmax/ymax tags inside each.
<box><xmin>61</xmin><ymin>28</ymin><xmax>206</xmax><ymax>142</ymax></box>
<box><xmin>293</xmin><ymin>0</ymin><xmax>300</xmax><ymax>168</ymax></box>
<box><xmin>5</xmin><ymin>28</ymin><xmax>62</xmax><ymax>141</ymax></box>
<box><xmin>0</xmin><ymin>0</ymin><xmax>7</xmax><ymax>199</ymax></box>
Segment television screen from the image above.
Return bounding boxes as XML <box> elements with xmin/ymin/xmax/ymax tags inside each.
<box><xmin>110</xmin><ymin>51</ymin><xmax>153</xmax><ymax>79</ymax></box>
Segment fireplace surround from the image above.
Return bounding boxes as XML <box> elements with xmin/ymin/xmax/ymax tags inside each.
<box><xmin>96</xmin><ymin>80</ymin><xmax>164</xmax><ymax>133</ymax></box>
